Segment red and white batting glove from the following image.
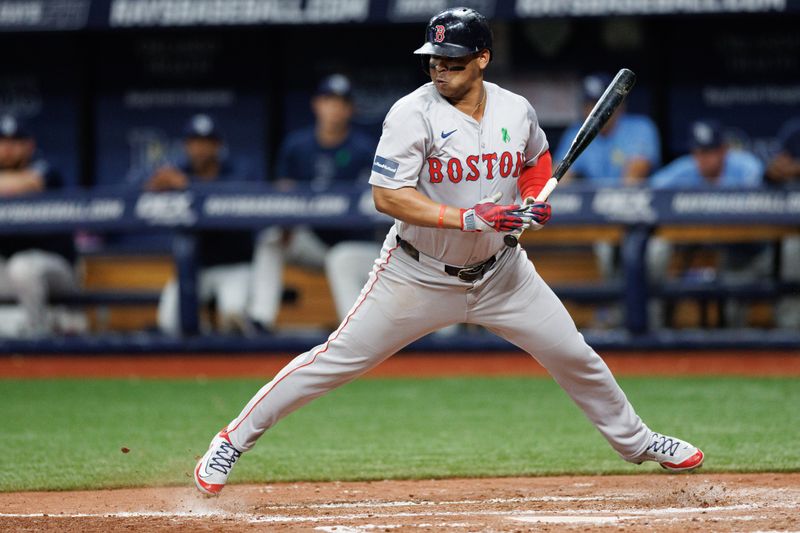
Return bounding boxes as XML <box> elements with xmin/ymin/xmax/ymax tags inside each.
<box><xmin>460</xmin><ymin>192</ymin><xmax>528</xmax><ymax>232</ymax></box>
<box><xmin>520</xmin><ymin>196</ymin><xmax>552</xmax><ymax>231</ymax></box>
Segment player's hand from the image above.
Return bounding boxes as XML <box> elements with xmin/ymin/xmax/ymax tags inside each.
<box><xmin>520</xmin><ymin>196</ymin><xmax>552</xmax><ymax>231</ymax></box>
<box><xmin>460</xmin><ymin>192</ymin><xmax>528</xmax><ymax>232</ymax></box>
<box><xmin>145</xmin><ymin>166</ymin><xmax>189</xmax><ymax>192</ymax></box>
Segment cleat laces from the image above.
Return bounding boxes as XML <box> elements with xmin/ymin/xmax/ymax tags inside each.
<box><xmin>647</xmin><ymin>433</ymin><xmax>681</xmax><ymax>457</ymax></box>
<box><xmin>207</xmin><ymin>441</ymin><xmax>241</xmax><ymax>475</ymax></box>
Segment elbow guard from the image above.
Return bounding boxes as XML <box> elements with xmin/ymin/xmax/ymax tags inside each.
<box><xmin>518</xmin><ymin>150</ymin><xmax>552</xmax><ymax>200</ymax></box>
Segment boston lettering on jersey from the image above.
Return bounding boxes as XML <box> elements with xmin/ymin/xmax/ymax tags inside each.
<box><xmin>427</xmin><ymin>151</ymin><xmax>525</xmax><ymax>183</ymax></box>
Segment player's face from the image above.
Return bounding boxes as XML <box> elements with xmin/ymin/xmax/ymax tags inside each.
<box><xmin>428</xmin><ymin>50</ymin><xmax>489</xmax><ymax>99</ymax></box>
<box><xmin>0</xmin><ymin>138</ymin><xmax>32</xmax><ymax>169</ymax></box>
<box><xmin>0</xmin><ymin>138</ymin><xmax>12</xmax><ymax>168</ymax></box>
<box><xmin>693</xmin><ymin>146</ymin><xmax>726</xmax><ymax>179</ymax></box>
<box><xmin>312</xmin><ymin>95</ymin><xmax>353</xmax><ymax>129</ymax></box>
<box><xmin>184</xmin><ymin>138</ymin><xmax>221</xmax><ymax>167</ymax></box>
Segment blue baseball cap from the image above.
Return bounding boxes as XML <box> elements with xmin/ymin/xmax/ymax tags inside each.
<box><xmin>0</xmin><ymin>114</ymin><xmax>32</xmax><ymax>139</ymax></box>
<box><xmin>315</xmin><ymin>74</ymin><xmax>353</xmax><ymax>100</ymax></box>
<box><xmin>689</xmin><ymin>120</ymin><xmax>724</xmax><ymax>150</ymax></box>
<box><xmin>582</xmin><ymin>73</ymin><xmax>613</xmax><ymax>102</ymax></box>
<box><xmin>183</xmin><ymin>113</ymin><xmax>221</xmax><ymax>139</ymax></box>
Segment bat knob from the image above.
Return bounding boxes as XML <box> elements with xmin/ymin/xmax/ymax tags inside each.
<box><xmin>504</xmin><ymin>234</ymin><xmax>518</xmax><ymax>247</ymax></box>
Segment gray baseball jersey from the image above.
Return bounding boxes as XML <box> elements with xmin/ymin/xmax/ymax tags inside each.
<box><xmin>369</xmin><ymin>81</ymin><xmax>547</xmax><ymax>266</ymax></box>
<box><xmin>221</xmin><ymin>81</ymin><xmax>653</xmax><ymax>466</ymax></box>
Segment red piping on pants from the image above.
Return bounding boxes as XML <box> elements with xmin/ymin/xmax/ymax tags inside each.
<box><xmin>229</xmin><ymin>244</ymin><xmax>400</xmax><ymax>434</ymax></box>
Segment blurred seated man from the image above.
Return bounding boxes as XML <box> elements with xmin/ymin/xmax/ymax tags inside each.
<box><xmin>269</xmin><ymin>74</ymin><xmax>379</xmax><ymax>322</ymax></box>
<box><xmin>556</xmin><ymin>73</ymin><xmax>661</xmax><ymax>187</ymax></box>
<box><xmin>766</xmin><ymin>117</ymin><xmax>800</xmax><ymax>185</ymax></box>
<box><xmin>0</xmin><ymin>114</ymin><xmax>85</xmax><ymax>337</ymax></box>
<box><xmin>765</xmin><ymin>117</ymin><xmax>800</xmax><ymax>329</ymax></box>
<box><xmin>650</xmin><ymin>119</ymin><xmax>763</xmax><ymax>188</ymax></box>
<box><xmin>556</xmin><ymin>73</ymin><xmax>662</xmax><ymax>327</ymax></box>
<box><xmin>144</xmin><ymin>114</ymin><xmax>239</xmax><ymax>191</ymax></box>
<box><xmin>648</xmin><ymin>119</ymin><xmax>766</xmax><ymax>328</ymax></box>
<box><xmin>145</xmin><ymin>114</ymin><xmax>269</xmax><ymax>335</ymax></box>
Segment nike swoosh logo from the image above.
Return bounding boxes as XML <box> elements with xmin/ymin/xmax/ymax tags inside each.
<box><xmin>196</xmin><ymin>462</ymin><xmax>212</xmax><ymax>480</ymax></box>
<box><xmin>441</xmin><ymin>129</ymin><xmax>457</xmax><ymax>139</ymax></box>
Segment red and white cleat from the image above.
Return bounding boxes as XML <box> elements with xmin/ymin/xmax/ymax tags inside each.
<box><xmin>639</xmin><ymin>432</ymin><xmax>704</xmax><ymax>473</ymax></box>
<box><xmin>194</xmin><ymin>427</ymin><xmax>242</xmax><ymax>495</ymax></box>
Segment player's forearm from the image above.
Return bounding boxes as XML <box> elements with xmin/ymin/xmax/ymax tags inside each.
<box><xmin>372</xmin><ymin>185</ymin><xmax>462</xmax><ymax>229</ymax></box>
<box><xmin>0</xmin><ymin>172</ymin><xmax>45</xmax><ymax>196</ymax></box>
<box><xmin>623</xmin><ymin>158</ymin><xmax>651</xmax><ymax>185</ymax></box>
<box><xmin>766</xmin><ymin>153</ymin><xmax>800</xmax><ymax>182</ymax></box>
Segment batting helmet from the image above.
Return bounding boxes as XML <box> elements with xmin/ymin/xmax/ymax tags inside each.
<box><xmin>413</xmin><ymin>7</ymin><xmax>493</xmax><ymax>59</ymax></box>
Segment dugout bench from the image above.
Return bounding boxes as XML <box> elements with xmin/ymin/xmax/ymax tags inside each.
<box><xmin>0</xmin><ymin>184</ymin><xmax>798</xmax><ymax>351</ymax></box>
<box><xmin>521</xmin><ymin>224</ymin><xmax>800</xmax><ymax>330</ymax></box>
<box><xmin>66</xmin><ymin>225</ymin><xmax>795</xmax><ymax>334</ymax></box>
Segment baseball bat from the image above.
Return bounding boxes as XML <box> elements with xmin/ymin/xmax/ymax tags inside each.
<box><xmin>503</xmin><ymin>68</ymin><xmax>637</xmax><ymax>248</ymax></box>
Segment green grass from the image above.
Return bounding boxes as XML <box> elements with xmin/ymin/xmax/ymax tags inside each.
<box><xmin>1</xmin><ymin>376</ymin><xmax>798</xmax><ymax>491</ymax></box>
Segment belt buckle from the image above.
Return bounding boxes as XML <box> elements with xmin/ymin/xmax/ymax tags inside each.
<box><xmin>457</xmin><ymin>265</ymin><xmax>483</xmax><ymax>282</ymax></box>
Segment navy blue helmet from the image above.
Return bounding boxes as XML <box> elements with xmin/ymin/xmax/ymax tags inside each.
<box><xmin>414</xmin><ymin>7</ymin><xmax>493</xmax><ymax>59</ymax></box>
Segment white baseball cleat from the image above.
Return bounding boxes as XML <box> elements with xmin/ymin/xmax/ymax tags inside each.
<box><xmin>194</xmin><ymin>427</ymin><xmax>242</xmax><ymax>495</ymax></box>
<box><xmin>638</xmin><ymin>432</ymin><xmax>704</xmax><ymax>472</ymax></box>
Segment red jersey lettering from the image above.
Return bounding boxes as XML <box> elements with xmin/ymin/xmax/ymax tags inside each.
<box><xmin>482</xmin><ymin>153</ymin><xmax>497</xmax><ymax>179</ymax></box>
<box><xmin>428</xmin><ymin>157</ymin><xmax>443</xmax><ymax>183</ymax></box>
<box><xmin>499</xmin><ymin>151</ymin><xmax>513</xmax><ymax>178</ymax></box>
<box><xmin>465</xmin><ymin>155</ymin><xmax>480</xmax><ymax>181</ymax></box>
<box><xmin>447</xmin><ymin>158</ymin><xmax>463</xmax><ymax>183</ymax></box>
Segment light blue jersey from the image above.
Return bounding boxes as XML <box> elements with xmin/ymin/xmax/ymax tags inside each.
<box><xmin>650</xmin><ymin>150</ymin><xmax>764</xmax><ymax>189</ymax></box>
<box><xmin>555</xmin><ymin>114</ymin><xmax>660</xmax><ymax>185</ymax></box>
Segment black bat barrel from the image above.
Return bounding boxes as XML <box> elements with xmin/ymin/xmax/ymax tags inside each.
<box><xmin>556</xmin><ymin>68</ymin><xmax>637</xmax><ymax>180</ymax></box>
<box><xmin>503</xmin><ymin>68</ymin><xmax>636</xmax><ymax>248</ymax></box>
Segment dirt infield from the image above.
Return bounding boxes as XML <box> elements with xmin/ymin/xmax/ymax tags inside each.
<box><xmin>1</xmin><ymin>474</ymin><xmax>798</xmax><ymax>532</ymax></box>
<box><xmin>3</xmin><ymin>352</ymin><xmax>798</xmax><ymax>531</ymax></box>
<box><xmin>2</xmin><ymin>350</ymin><xmax>799</xmax><ymax>378</ymax></box>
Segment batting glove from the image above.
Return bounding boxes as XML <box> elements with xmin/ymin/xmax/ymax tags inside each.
<box><xmin>520</xmin><ymin>196</ymin><xmax>552</xmax><ymax>231</ymax></box>
<box><xmin>460</xmin><ymin>192</ymin><xmax>529</xmax><ymax>232</ymax></box>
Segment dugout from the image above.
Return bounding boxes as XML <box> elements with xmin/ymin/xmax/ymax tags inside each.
<box><xmin>0</xmin><ymin>0</ymin><xmax>798</xmax><ymax>351</ymax></box>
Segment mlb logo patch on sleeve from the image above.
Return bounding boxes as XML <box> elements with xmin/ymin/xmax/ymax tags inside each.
<box><xmin>373</xmin><ymin>155</ymin><xmax>400</xmax><ymax>178</ymax></box>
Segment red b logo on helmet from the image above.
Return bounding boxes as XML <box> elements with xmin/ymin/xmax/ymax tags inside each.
<box><xmin>434</xmin><ymin>25</ymin><xmax>445</xmax><ymax>43</ymax></box>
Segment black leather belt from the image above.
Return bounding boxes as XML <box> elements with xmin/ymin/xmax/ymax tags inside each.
<box><xmin>396</xmin><ymin>236</ymin><xmax>497</xmax><ymax>282</ymax></box>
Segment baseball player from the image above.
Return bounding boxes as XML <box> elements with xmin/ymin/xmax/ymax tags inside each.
<box><xmin>195</xmin><ymin>7</ymin><xmax>704</xmax><ymax>495</ymax></box>
<box><xmin>144</xmin><ymin>114</ymin><xmax>266</xmax><ymax>336</ymax></box>
<box><xmin>0</xmin><ymin>114</ymin><xmax>83</xmax><ymax>337</ymax></box>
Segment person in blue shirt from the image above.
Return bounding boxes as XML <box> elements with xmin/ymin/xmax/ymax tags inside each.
<box><xmin>0</xmin><ymin>114</ymin><xmax>83</xmax><ymax>337</ymax></box>
<box><xmin>766</xmin><ymin>117</ymin><xmax>800</xmax><ymax>329</ymax></box>
<box><xmin>556</xmin><ymin>74</ymin><xmax>661</xmax><ymax>328</ymax></box>
<box><xmin>647</xmin><ymin>119</ymin><xmax>769</xmax><ymax>329</ymax></box>
<box><xmin>144</xmin><ymin>113</ymin><xmax>242</xmax><ymax>191</ymax></box>
<box><xmin>766</xmin><ymin>117</ymin><xmax>800</xmax><ymax>185</ymax></box>
<box><xmin>651</xmin><ymin>119</ymin><xmax>763</xmax><ymax>188</ymax></box>
<box><xmin>275</xmin><ymin>73</ymin><xmax>376</xmax><ymax>191</ymax></box>
<box><xmin>556</xmin><ymin>73</ymin><xmax>661</xmax><ymax>187</ymax></box>
<box><xmin>264</xmin><ymin>74</ymin><xmax>380</xmax><ymax>322</ymax></box>
<box><xmin>144</xmin><ymin>114</ymin><xmax>270</xmax><ymax>336</ymax></box>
